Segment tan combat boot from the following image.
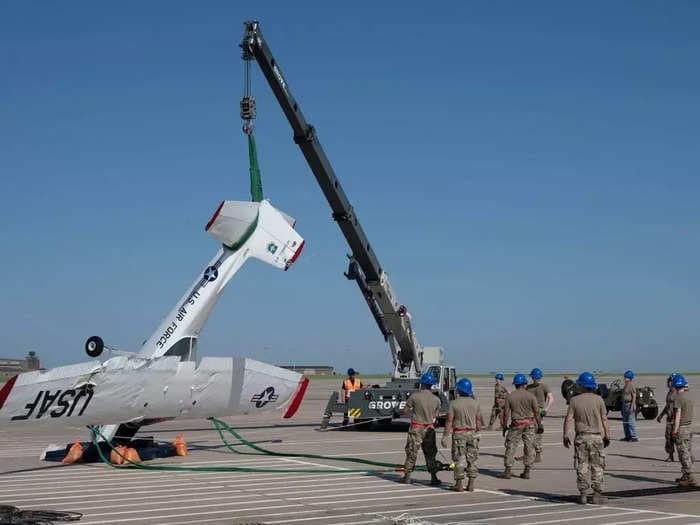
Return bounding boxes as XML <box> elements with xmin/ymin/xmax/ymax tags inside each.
<box><xmin>534</xmin><ymin>453</ymin><xmax>542</xmax><ymax>463</ymax></box>
<box><xmin>450</xmin><ymin>479</ymin><xmax>465</xmax><ymax>492</ymax></box>
<box><xmin>498</xmin><ymin>468</ymin><xmax>512</xmax><ymax>479</ymax></box>
<box><xmin>520</xmin><ymin>466</ymin><xmax>531</xmax><ymax>479</ymax></box>
<box><xmin>679</xmin><ymin>477</ymin><xmax>697</xmax><ymax>487</ymax></box>
<box><xmin>578</xmin><ymin>494</ymin><xmax>587</xmax><ymax>505</ymax></box>
<box><xmin>466</xmin><ymin>478</ymin><xmax>475</xmax><ymax>492</ymax></box>
<box><xmin>591</xmin><ymin>492</ymin><xmax>608</xmax><ymax>504</ymax></box>
<box><xmin>400</xmin><ymin>472</ymin><xmax>411</xmax><ymax>484</ymax></box>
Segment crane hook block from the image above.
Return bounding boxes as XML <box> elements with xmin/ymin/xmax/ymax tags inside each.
<box><xmin>240</xmin><ymin>96</ymin><xmax>256</xmax><ymax>120</ymax></box>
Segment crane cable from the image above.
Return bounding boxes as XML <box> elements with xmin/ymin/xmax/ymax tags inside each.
<box><xmin>241</xmin><ymin>55</ymin><xmax>263</xmax><ymax>203</ymax></box>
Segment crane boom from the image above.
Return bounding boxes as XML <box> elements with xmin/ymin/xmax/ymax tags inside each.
<box><xmin>241</xmin><ymin>20</ymin><xmax>425</xmax><ymax>377</ymax></box>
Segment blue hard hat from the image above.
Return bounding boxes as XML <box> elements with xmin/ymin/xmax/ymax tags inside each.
<box><xmin>495</xmin><ymin>373</ymin><xmax>504</xmax><ymax>380</ymax></box>
<box><xmin>576</xmin><ymin>371</ymin><xmax>597</xmax><ymax>390</ymax></box>
<box><xmin>420</xmin><ymin>372</ymin><xmax>437</xmax><ymax>386</ymax></box>
<box><xmin>347</xmin><ymin>368</ymin><xmax>357</xmax><ymax>376</ymax></box>
<box><xmin>456</xmin><ymin>378</ymin><xmax>473</xmax><ymax>396</ymax></box>
<box><xmin>667</xmin><ymin>372</ymin><xmax>678</xmax><ymax>382</ymax></box>
<box><xmin>530</xmin><ymin>368</ymin><xmax>543</xmax><ymax>380</ymax></box>
<box><xmin>624</xmin><ymin>370</ymin><xmax>634</xmax><ymax>379</ymax></box>
<box><xmin>673</xmin><ymin>374</ymin><xmax>688</xmax><ymax>389</ymax></box>
<box><xmin>513</xmin><ymin>373</ymin><xmax>528</xmax><ymax>386</ymax></box>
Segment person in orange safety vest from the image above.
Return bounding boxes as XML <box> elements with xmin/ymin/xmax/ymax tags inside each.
<box><xmin>342</xmin><ymin>368</ymin><xmax>363</xmax><ymax>426</ymax></box>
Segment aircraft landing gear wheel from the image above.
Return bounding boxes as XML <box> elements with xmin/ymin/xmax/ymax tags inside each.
<box><xmin>85</xmin><ymin>336</ymin><xmax>105</xmax><ymax>358</ymax></box>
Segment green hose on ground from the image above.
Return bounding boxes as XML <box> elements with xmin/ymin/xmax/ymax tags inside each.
<box><xmin>87</xmin><ymin>419</ymin><xmax>433</xmax><ymax>473</ymax></box>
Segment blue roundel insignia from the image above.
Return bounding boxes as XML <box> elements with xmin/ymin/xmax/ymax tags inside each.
<box><xmin>203</xmin><ymin>266</ymin><xmax>219</xmax><ymax>282</ymax></box>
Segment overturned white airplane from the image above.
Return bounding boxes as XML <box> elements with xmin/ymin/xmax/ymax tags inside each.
<box><xmin>0</xmin><ymin>199</ymin><xmax>308</xmax><ymax>437</ymax></box>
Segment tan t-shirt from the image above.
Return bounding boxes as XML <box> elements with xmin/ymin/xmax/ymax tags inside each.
<box><xmin>568</xmin><ymin>392</ymin><xmax>607</xmax><ymax>434</ymax></box>
<box><xmin>622</xmin><ymin>382</ymin><xmax>635</xmax><ymax>404</ymax></box>
<box><xmin>675</xmin><ymin>391</ymin><xmax>694</xmax><ymax>426</ymax></box>
<box><xmin>526</xmin><ymin>381</ymin><xmax>551</xmax><ymax>407</ymax></box>
<box><xmin>449</xmin><ymin>397</ymin><xmax>482</xmax><ymax>430</ymax></box>
<box><xmin>505</xmin><ymin>388</ymin><xmax>538</xmax><ymax>421</ymax></box>
<box><xmin>406</xmin><ymin>389</ymin><xmax>440</xmax><ymax>425</ymax></box>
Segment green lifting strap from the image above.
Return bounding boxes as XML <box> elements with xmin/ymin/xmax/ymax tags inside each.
<box><xmin>248</xmin><ymin>133</ymin><xmax>264</xmax><ymax>202</ymax></box>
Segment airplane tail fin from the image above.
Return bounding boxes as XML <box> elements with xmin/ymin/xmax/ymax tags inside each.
<box><xmin>206</xmin><ymin>200</ymin><xmax>304</xmax><ymax>271</ymax></box>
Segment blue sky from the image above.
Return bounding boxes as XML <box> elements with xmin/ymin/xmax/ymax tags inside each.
<box><xmin>1</xmin><ymin>1</ymin><xmax>698</xmax><ymax>373</ymax></box>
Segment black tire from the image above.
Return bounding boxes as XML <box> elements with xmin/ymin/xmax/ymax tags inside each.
<box><xmin>597</xmin><ymin>384</ymin><xmax>609</xmax><ymax>399</ymax></box>
<box><xmin>561</xmin><ymin>379</ymin><xmax>578</xmax><ymax>403</ymax></box>
<box><xmin>85</xmin><ymin>336</ymin><xmax>104</xmax><ymax>358</ymax></box>
<box><xmin>641</xmin><ymin>403</ymin><xmax>659</xmax><ymax>420</ymax></box>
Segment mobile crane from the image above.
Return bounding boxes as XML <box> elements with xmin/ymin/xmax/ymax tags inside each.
<box><xmin>240</xmin><ymin>21</ymin><xmax>456</xmax><ymax>428</ymax></box>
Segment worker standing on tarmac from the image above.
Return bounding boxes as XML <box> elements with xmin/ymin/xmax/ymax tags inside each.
<box><xmin>400</xmin><ymin>372</ymin><xmax>441</xmax><ymax>485</ymax></box>
<box><xmin>563</xmin><ymin>372</ymin><xmax>611</xmax><ymax>505</ymax></box>
<box><xmin>657</xmin><ymin>373</ymin><xmax>678</xmax><ymax>462</ymax></box>
<box><xmin>526</xmin><ymin>367</ymin><xmax>554</xmax><ymax>462</ymax></box>
<box><xmin>342</xmin><ymin>368</ymin><xmax>363</xmax><ymax>426</ymax></box>
<box><xmin>487</xmin><ymin>373</ymin><xmax>508</xmax><ymax>431</ymax></box>
<box><xmin>670</xmin><ymin>374</ymin><xmax>696</xmax><ymax>487</ymax></box>
<box><xmin>442</xmin><ymin>377</ymin><xmax>483</xmax><ymax>492</ymax></box>
<box><xmin>499</xmin><ymin>374</ymin><xmax>542</xmax><ymax>480</ymax></box>
<box><xmin>620</xmin><ymin>370</ymin><xmax>638</xmax><ymax>442</ymax></box>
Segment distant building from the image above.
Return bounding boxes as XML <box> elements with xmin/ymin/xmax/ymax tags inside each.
<box><xmin>0</xmin><ymin>351</ymin><xmax>41</xmax><ymax>375</ymax></box>
<box><xmin>279</xmin><ymin>365</ymin><xmax>335</xmax><ymax>375</ymax></box>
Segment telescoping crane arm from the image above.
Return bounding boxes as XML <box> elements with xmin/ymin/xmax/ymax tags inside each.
<box><xmin>241</xmin><ymin>20</ymin><xmax>423</xmax><ymax>378</ymax></box>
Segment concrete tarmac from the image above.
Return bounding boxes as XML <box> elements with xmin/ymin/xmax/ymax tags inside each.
<box><xmin>1</xmin><ymin>374</ymin><xmax>698</xmax><ymax>524</ymax></box>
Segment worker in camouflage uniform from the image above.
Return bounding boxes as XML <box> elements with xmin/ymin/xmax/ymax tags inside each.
<box><xmin>400</xmin><ymin>372</ymin><xmax>441</xmax><ymax>485</ymax></box>
<box><xmin>526</xmin><ymin>367</ymin><xmax>554</xmax><ymax>462</ymax></box>
<box><xmin>620</xmin><ymin>369</ymin><xmax>638</xmax><ymax>442</ymax></box>
<box><xmin>670</xmin><ymin>374</ymin><xmax>696</xmax><ymax>487</ymax></box>
<box><xmin>563</xmin><ymin>372</ymin><xmax>611</xmax><ymax>505</ymax></box>
<box><xmin>487</xmin><ymin>373</ymin><xmax>508</xmax><ymax>431</ymax></box>
<box><xmin>499</xmin><ymin>373</ymin><xmax>542</xmax><ymax>480</ymax></box>
<box><xmin>441</xmin><ymin>377</ymin><xmax>483</xmax><ymax>492</ymax></box>
<box><xmin>657</xmin><ymin>373</ymin><xmax>678</xmax><ymax>462</ymax></box>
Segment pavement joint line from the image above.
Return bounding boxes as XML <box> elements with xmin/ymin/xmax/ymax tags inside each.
<box><xmin>153</xmin><ymin>508</ymin><xmax>329</xmax><ymax>525</ymax></box>
<box><xmin>266</xmin><ymin>479</ymin><xmax>401</xmax><ymax>495</ymax></box>
<box><xmin>304</xmin><ymin>490</ymin><xmax>521</xmax><ymax>506</ymax></box>
<box><xmin>0</xmin><ymin>483</ymin><xmax>230</xmax><ymax>500</ymax></box>
<box><xmin>521</xmin><ymin>510</ymin><xmax>643</xmax><ymax>524</ymax></box>
<box><xmin>279</xmin><ymin>456</ymin><xmax>349</xmax><ymax>470</ymax></box>
<box><xmin>76</xmin><ymin>503</ymin><xmax>307</xmax><ymax>524</ymax></box>
<box><xmin>0</xmin><ymin>480</ymin><xmax>232</xmax><ymax>495</ymax></box>
<box><xmin>352</xmin><ymin>497</ymin><xmax>544</xmax><ymax>516</ymax></box>
<box><xmin>367</xmin><ymin>502</ymin><xmax>568</xmax><ymax>522</ymax></box>
<box><xmin>477</xmin><ymin>506</ymin><xmax>609</xmax><ymax>522</ymax></box>
<box><xmin>1</xmin><ymin>486</ymin><xmax>232</xmax><ymax>504</ymax></box>
<box><xmin>12</xmin><ymin>491</ymin><xmax>261</xmax><ymax>511</ymax></box>
<box><xmin>81</xmin><ymin>501</ymin><xmax>303</xmax><ymax>518</ymax></box>
<box><xmin>606</xmin><ymin>517</ymin><xmax>690</xmax><ymax>524</ymax></box>
<box><xmin>284</xmin><ymin>486</ymin><xmax>436</xmax><ymax>500</ymax></box>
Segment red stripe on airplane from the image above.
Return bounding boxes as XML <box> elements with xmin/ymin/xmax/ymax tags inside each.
<box><xmin>0</xmin><ymin>375</ymin><xmax>18</xmax><ymax>412</ymax></box>
<box><xmin>283</xmin><ymin>377</ymin><xmax>309</xmax><ymax>419</ymax></box>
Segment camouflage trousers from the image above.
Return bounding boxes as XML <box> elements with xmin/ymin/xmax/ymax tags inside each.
<box><xmin>665</xmin><ymin>422</ymin><xmax>675</xmax><ymax>456</ymax></box>
<box><xmin>534</xmin><ymin>428</ymin><xmax>544</xmax><ymax>454</ymax></box>
<box><xmin>452</xmin><ymin>431</ymin><xmax>479</xmax><ymax>480</ymax></box>
<box><xmin>488</xmin><ymin>402</ymin><xmax>505</xmax><ymax>429</ymax></box>
<box><xmin>404</xmin><ymin>426</ymin><xmax>438</xmax><ymax>474</ymax></box>
<box><xmin>675</xmin><ymin>426</ymin><xmax>694</xmax><ymax>478</ymax></box>
<box><xmin>504</xmin><ymin>423</ymin><xmax>535</xmax><ymax>468</ymax></box>
<box><xmin>574</xmin><ymin>433</ymin><xmax>605</xmax><ymax>494</ymax></box>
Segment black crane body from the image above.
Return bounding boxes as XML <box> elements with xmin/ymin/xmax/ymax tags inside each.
<box><xmin>241</xmin><ymin>21</ymin><xmax>455</xmax><ymax>428</ymax></box>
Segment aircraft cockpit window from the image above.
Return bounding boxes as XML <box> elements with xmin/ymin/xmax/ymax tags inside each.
<box><xmin>164</xmin><ymin>337</ymin><xmax>197</xmax><ymax>362</ymax></box>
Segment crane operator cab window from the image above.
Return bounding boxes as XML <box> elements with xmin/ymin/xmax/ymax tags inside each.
<box><xmin>426</xmin><ymin>365</ymin><xmax>442</xmax><ymax>391</ymax></box>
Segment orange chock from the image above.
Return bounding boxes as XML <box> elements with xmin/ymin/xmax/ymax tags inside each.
<box><xmin>173</xmin><ymin>433</ymin><xmax>188</xmax><ymax>457</ymax></box>
<box><xmin>62</xmin><ymin>440</ymin><xmax>84</xmax><ymax>464</ymax></box>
